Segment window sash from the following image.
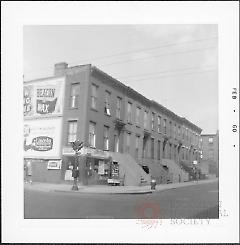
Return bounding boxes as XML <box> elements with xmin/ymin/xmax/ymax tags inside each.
<box><xmin>136</xmin><ymin>108</ymin><xmax>140</xmax><ymax>125</ymax></box>
<box><xmin>116</xmin><ymin>98</ymin><xmax>121</xmax><ymax>119</ymax></box>
<box><xmin>68</xmin><ymin>121</ymin><xmax>77</xmax><ymax>143</ymax></box>
<box><xmin>127</xmin><ymin>103</ymin><xmax>132</xmax><ymax>122</ymax></box>
<box><xmin>89</xmin><ymin>123</ymin><xmax>96</xmax><ymax>147</ymax></box>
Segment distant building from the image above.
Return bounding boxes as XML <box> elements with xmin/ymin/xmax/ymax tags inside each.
<box><xmin>23</xmin><ymin>62</ymin><xmax>202</xmax><ymax>185</ymax></box>
<box><xmin>200</xmin><ymin>131</ymin><xmax>219</xmax><ymax>177</ymax></box>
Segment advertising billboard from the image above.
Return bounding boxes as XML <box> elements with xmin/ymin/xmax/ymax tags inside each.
<box><xmin>23</xmin><ymin>77</ymin><xmax>65</xmax><ymax>118</ymax></box>
<box><xmin>24</xmin><ymin>118</ymin><xmax>62</xmax><ymax>158</ymax></box>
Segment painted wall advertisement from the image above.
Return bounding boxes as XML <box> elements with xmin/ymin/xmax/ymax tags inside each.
<box><xmin>24</xmin><ymin>118</ymin><xmax>62</xmax><ymax>158</ymax></box>
<box><xmin>24</xmin><ymin>77</ymin><xmax>65</xmax><ymax>117</ymax></box>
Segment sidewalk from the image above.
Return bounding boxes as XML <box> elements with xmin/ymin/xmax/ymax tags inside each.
<box><xmin>24</xmin><ymin>178</ymin><xmax>218</xmax><ymax>194</ymax></box>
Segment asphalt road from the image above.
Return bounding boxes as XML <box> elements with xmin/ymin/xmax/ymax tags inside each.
<box><xmin>24</xmin><ymin>181</ymin><xmax>219</xmax><ymax>219</ymax></box>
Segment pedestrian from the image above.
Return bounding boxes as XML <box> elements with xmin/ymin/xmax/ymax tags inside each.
<box><xmin>26</xmin><ymin>160</ymin><xmax>33</xmax><ymax>184</ymax></box>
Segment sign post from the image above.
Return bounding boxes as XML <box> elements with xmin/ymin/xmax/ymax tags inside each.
<box><xmin>71</xmin><ymin>140</ymin><xmax>83</xmax><ymax>191</ymax></box>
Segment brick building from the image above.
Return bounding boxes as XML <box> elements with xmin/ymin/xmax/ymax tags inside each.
<box><xmin>200</xmin><ymin>131</ymin><xmax>219</xmax><ymax>177</ymax></box>
<box><xmin>23</xmin><ymin>62</ymin><xmax>202</xmax><ymax>185</ymax></box>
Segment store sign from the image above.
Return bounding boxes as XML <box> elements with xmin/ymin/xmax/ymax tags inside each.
<box><xmin>24</xmin><ymin>118</ymin><xmax>62</xmax><ymax>158</ymax></box>
<box><xmin>47</xmin><ymin>160</ymin><xmax>62</xmax><ymax>170</ymax></box>
<box><xmin>62</xmin><ymin>146</ymin><xmax>110</xmax><ymax>158</ymax></box>
<box><xmin>24</xmin><ymin>77</ymin><xmax>65</xmax><ymax>118</ymax></box>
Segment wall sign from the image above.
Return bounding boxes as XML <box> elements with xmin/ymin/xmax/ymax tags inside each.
<box><xmin>47</xmin><ymin>160</ymin><xmax>62</xmax><ymax>170</ymax></box>
<box><xmin>24</xmin><ymin>118</ymin><xmax>62</xmax><ymax>158</ymax></box>
<box><xmin>24</xmin><ymin>77</ymin><xmax>65</xmax><ymax>118</ymax></box>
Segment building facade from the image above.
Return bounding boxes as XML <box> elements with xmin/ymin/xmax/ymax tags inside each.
<box><xmin>23</xmin><ymin>62</ymin><xmax>202</xmax><ymax>185</ymax></box>
<box><xmin>200</xmin><ymin>131</ymin><xmax>219</xmax><ymax>177</ymax></box>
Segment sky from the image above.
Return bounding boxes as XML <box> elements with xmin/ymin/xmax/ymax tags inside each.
<box><xmin>23</xmin><ymin>25</ymin><xmax>218</xmax><ymax>134</ymax></box>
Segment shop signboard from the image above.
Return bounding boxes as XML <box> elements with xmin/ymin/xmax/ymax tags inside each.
<box><xmin>24</xmin><ymin>118</ymin><xmax>62</xmax><ymax>158</ymax></box>
<box><xmin>47</xmin><ymin>160</ymin><xmax>62</xmax><ymax>170</ymax></box>
<box><xmin>24</xmin><ymin>77</ymin><xmax>65</xmax><ymax>118</ymax></box>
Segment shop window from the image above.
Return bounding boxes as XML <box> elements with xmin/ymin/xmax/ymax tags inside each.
<box><xmin>104</xmin><ymin>91</ymin><xmax>111</xmax><ymax>116</ymax></box>
<box><xmin>91</xmin><ymin>84</ymin><xmax>98</xmax><ymax>110</ymax></box>
<box><xmin>69</xmin><ymin>83</ymin><xmax>79</xmax><ymax>108</ymax></box>
<box><xmin>89</xmin><ymin>122</ymin><xmax>96</xmax><ymax>147</ymax></box>
<box><xmin>116</xmin><ymin>97</ymin><xmax>122</xmax><ymax>119</ymax></box>
<box><xmin>103</xmin><ymin>126</ymin><xmax>109</xmax><ymax>150</ymax></box>
<box><xmin>67</xmin><ymin>120</ymin><xmax>77</xmax><ymax>144</ymax></box>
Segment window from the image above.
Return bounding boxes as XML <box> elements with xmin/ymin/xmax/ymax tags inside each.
<box><xmin>116</xmin><ymin>97</ymin><xmax>122</xmax><ymax>119</ymax></box>
<box><xmin>114</xmin><ymin>135</ymin><xmax>119</xmax><ymax>152</ymax></box>
<box><xmin>70</xmin><ymin>84</ymin><xmax>79</xmax><ymax>108</ymax></box>
<box><xmin>157</xmin><ymin>116</ymin><xmax>161</xmax><ymax>133</ymax></box>
<box><xmin>163</xmin><ymin>119</ymin><xmax>167</xmax><ymax>134</ymax></box>
<box><xmin>135</xmin><ymin>135</ymin><xmax>140</xmax><ymax>159</ymax></box>
<box><xmin>103</xmin><ymin>126</ymin><xmax>109</xmax><ymax>150</ymax></box>
<box><xmin>144</xmin><ymin>110</ymin><xmax>148</xmax><ymax>129</ymax></box>
<box><xmin>91</xmin><ymin>84</ymin><xmax>98</xmax><ymax>109</ymax></box>
<box><xmin>127</xmin><ymin>102</ymin><xmax>132</xmax><ymax>123</ymax></box>
<box><xmin>186</xmin><ymin>128</ymin><xmax>188</xmax><ymax>141</ymax></box>
<box><xmin>208</xmin><ymin>149</ymin><xmax>214</xmax><ymax>159</ymax></box>
<box><xmin>182</xmin><ymin>127</ymin><xmax>185</xmax><ymax>140</ymax></box>
<box><xmin>174</xmin><ymin>124</ymin><xmax>177</xmax><ymax>139</ymax></box>
<box><xmin>169</xmin><ymin>121</ymin><xmax>172</xmax><ymax>137</ymax></box>
<box><xmin>136</xmin><ymin>107</ymin><xmax>141</xmax><ymax>126</ymax></box>
<box><xmin>89</xmin><ymin>122</ymin><xmax>96</xmax><ymax>147</ymax></box>
<box><xmin>104</xmin><ymin>91</ymin><xmax>111</xmax><ymax>115</ymax></box>
<box><xmin>151</xmin><ymin>112</ymin><xmax>155</xmax><ymax>131</ymax></box>
<box><xmin>151</xmin><ymin>138</ymin><xmax>154</xmax><ymax>159</ymax></box>
<box><xmin>157</xmin><ymin>140</ymin><xmax>161</xmax><ymax>160</ymax></box>
<box><xmin>126</xmin><ymin>132</ymin><xmax>131</xmax><ymax>153</ymax></box>
<box><xmin>67</xmin><ymin>121</ymin><xmax>77</xmax><ymax>144</ymax></box>
<box><xmin>209</xmin><ymin>137</ymin><xmax>213</xmax><ymax>144</ymax></box>
<box><xmin>178</xmin><ymin>126</ymin><xmax>181</xmax><ymax>139</ymax></box>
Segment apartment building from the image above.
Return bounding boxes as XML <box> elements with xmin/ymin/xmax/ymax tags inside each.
<box><xmin>23</xmin><ymin>62</ymin><xmax>202</xmax><ymax>184</ymax></box>
<box><xmin>201</xmin><ymin>131</ymin><xmax>219</xmax><ymax>177</ymax></box>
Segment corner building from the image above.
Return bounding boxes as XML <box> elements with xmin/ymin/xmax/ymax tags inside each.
<box><xmin>24</xmin><ymin>62</ymin><xmax>202</xmax><ymax>185</ymax></box>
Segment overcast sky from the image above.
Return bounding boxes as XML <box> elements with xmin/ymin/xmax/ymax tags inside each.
<box><xmin>23</xmin><ymin>25</ymin><xmax>218</xmax><ymax>134</ymax></box>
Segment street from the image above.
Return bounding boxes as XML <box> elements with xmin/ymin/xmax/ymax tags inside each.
<box><xmin>24</xmin><ymin>181</ymin><xmax>218</xmax><ymax>219</ymax></box>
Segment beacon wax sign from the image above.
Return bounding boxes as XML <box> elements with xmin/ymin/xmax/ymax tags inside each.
<box><xmin>24</xmin><ymin>77</ymin><xmax>65</xmax><ymax>117</ymax></box>
<box><xmin>24</xmin><ymin>118</ymin><xmax>62</xmax><ymax>158</ymax></box>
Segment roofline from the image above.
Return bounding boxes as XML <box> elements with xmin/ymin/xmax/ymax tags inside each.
<box><xmin>23</xmin><ymin>74</ymin><xmax>65</xmax><ymax>84</ymax></box>
<box><xmin>91</xmin><ymin>65</ymin><xmax>202</xmax><ymax>133</ymax></box>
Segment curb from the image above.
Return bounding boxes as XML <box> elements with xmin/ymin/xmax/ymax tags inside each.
<box><xmin>53</xmin><ymin>189</ymin><xmax>153</xmax><ymax>195</ymax></box>
<box><xmin>24</xmin><ymin>178</ymin><xmax>218</xmax><ymax>195</ymax></box>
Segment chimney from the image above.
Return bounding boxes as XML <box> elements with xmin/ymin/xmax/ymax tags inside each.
<box><xmin>54</xmin><ymin>62</ymin><xmax>68</xmax><ymax>76</ymax></box>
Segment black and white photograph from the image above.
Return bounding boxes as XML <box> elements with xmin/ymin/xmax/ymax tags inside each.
<box><xmin>2</xmin><ymin>2</ymin><xmax>239</xmax><ymax>244</ymax></box>
<box><xmin>23</xmin><ymin>24</ymin><xmax>219</xmax><ymax>220</ymax></box>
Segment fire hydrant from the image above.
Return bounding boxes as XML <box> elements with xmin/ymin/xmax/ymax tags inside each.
<box><xmin>151</xmin><ymin>179</ymin><xmax>156</xmax><ymax>190</ymax></box>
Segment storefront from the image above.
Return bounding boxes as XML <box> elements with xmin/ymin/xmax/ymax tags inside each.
<box><xmin>62</xmin><ymin>147</ymin><xmax>121</xmax><ymax>185</ymax></box>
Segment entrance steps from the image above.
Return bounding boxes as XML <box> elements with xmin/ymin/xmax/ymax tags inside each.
<box><xmin>108</xmin><ymin>152</ymin><xmax>151</xmax><ymax>186</ymax></box>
